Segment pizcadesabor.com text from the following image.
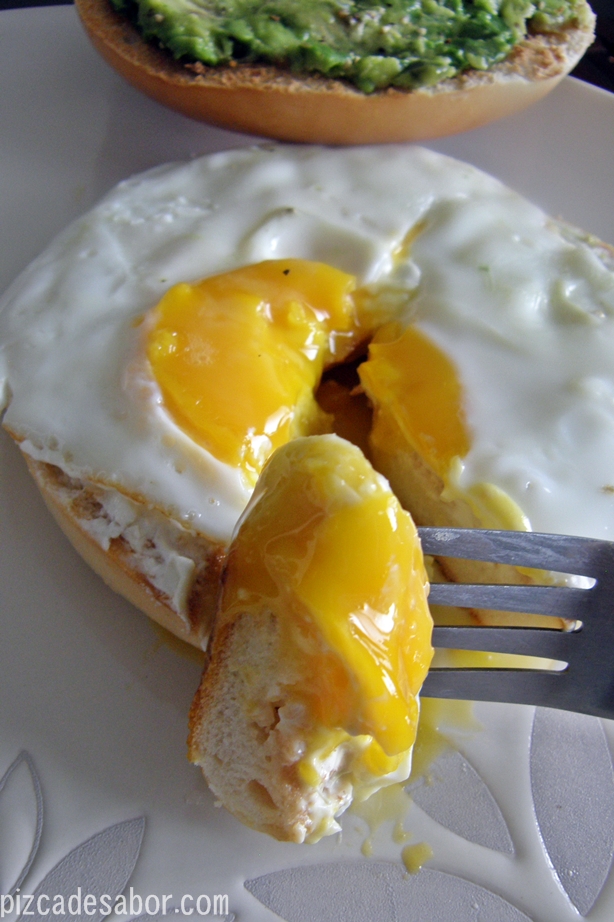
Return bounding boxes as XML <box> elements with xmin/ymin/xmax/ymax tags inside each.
<box><xmin>0</xmin><ymin>888</ymin><xmax>229</xmax><ymax>918</ymax></box>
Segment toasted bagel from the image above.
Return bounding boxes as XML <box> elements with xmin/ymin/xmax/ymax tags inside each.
<box><xmin>75</xmin><ymin>0</ymin><xmax>595</xmax><ymax>144</ymax></box>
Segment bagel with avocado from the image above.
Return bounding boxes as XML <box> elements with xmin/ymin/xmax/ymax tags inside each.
<box><xmin>75</xmin><ymin>0</ymin><xmax>596</xmax><ymax>144</ymax></box>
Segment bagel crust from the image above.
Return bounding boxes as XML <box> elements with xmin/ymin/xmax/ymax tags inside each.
<box><xmin>22</xmin><ymin>453</ymin><xmax>225</xmax><ymax>649</ymax></box>
<box><xmin>75</xmin><ymin>0</ymin><xmax>595</xmax><ymax>144</ymax></box>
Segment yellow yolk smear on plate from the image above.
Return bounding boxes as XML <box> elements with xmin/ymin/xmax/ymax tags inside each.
<box><xmin>218</xmin><ymin>434</ymin><xmax>433</xmax><ymax>791</ymax></box>
<box><xmin>146</xmin><ymin>259</ymin><xmax>367</xmax><ymax>485</ymax></box>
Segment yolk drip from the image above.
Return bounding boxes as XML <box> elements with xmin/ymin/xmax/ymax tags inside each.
<box><xmin>219</xmin><ymin>436</ymin><xmax>433</xmax><ymax>766</ymax></box>
<box><xmin>147</xmin><ymin>260</ymin><xmax>365</xmax><ymax>482</ymax></box>
<box><xmin>358</xmin><ymin>322</ymin><xmax>470</xmax><ymax>479</ymax></box>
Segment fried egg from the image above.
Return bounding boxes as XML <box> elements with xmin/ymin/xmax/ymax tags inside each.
<box><xmin>3</xmin><ymin>143</ymin><xmax>614</xmax><ymax>839</ymax></box>
<box><xmin>1</xmin><ymin>144</ymin><xmax>614</xmax><ymax>639</ymax></box>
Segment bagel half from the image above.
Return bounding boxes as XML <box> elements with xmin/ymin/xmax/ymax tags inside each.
<box><xmin>74</xmin><ymin>0</ymin><xmax>595</xmax><ymax>144</ymax></box>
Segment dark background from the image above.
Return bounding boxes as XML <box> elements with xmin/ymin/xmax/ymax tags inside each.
<box><xmin>1</xmin><ymin>0</ymin><xmax>613</xmax><ymax>93</ymax></box>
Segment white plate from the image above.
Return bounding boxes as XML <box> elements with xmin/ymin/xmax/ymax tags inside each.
<box><xmin>1</xmin><ymin>7</ymin><xmax>614</xmax><ymax>922</ymax></box>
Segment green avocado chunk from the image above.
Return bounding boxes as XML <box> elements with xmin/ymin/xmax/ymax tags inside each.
<box><xmin>112</xmin><ymin>0</ymin><xmax>591</xmax><ymax>93</ymax></box>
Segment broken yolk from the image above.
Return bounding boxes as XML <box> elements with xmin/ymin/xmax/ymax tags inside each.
<box><xmin>219</xmin><ymin>435</ymin><xmax>433</xmax><ymax>770</ymax></box>
<box><xmin>146</xmin><ymin>259</ymin><xmax>365</xmax><ymax>483</ymax></box>
<box><xmin>358</xmin><ymin>321</ymin><xmax>471</xmax><ymax>479</ymax></box>
<box><xmin>358</xmin><ymin>320</ymin><xmax>530</xmax><ymax>533</ymax></box>
<box><xmin>146</xmin><ymin>258</ymin><xmax>471</xmax><ymax>495</ymax></box>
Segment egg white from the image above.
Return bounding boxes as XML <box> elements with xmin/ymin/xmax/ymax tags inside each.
<box><xmin>1</xmin><ymin>144</ymin><xmax>614</xmax><ymax>548</ymax></box>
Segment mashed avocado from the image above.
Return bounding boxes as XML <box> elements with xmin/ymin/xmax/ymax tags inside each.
<box><xmin>112</xmin><ymin>0</ymin><xmax>592</xmax><ymax>93</ymax></box>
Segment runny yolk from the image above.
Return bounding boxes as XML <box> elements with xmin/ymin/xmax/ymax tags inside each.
<box><xmin>358</xmin><ymin>320</ymin><xmax>530</xmax><ymax>532</ymax></box>
<box><xmin>219</xmin><ymin>435</ymin><xmax>433</xmax><ymax>768</ymax></box>
<box><xmin>146</xmin><ymin>258</ymin><xmax>472</xmax><ymax>490</ymax></box>
<box><xmin>146</xmin><ymin>259</ymin><xmax>365</xmax><ymax>483</ymax></box>
<box><xmin>358</xmin><ymin>321</ymin><xmax>471</xmax><ymax>479</ymax></box>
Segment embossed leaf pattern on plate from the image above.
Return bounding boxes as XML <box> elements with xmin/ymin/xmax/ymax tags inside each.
<box><xmin>5</xmin><ymin>706</ymin><xmax>614</xmax><ymax>922</ymax></box>
<box><xmin>407</xmin><ymin>747</ymin><xmax>514</xmax><ymax>853</ymax></box>
<box><xmin>246</xmin><ymin>863</ymin><xmax>533</xmax><ymax>922</ymax></box>
<box><xmin>530</xmin><ymin>707</ymin><xmax>614</xmax><ymax>916</ymax></box>
<box><xmin>24</xmin><ymin>817</ymin><xmax>146</xmax><ymax>922</ymax></box>
<box><xmin>0</xmin><ymin>751</ymin><xmax>43</xmax><ymax>897</ymax></box>
<box><xmin>0</xmin><ymin>752</ymin><xmax>236</xmax><ymax>922</ymax></box>
<box><xmin>0</xmin><ymin>752</ymin><xmax>150</xmax><ymax>922</ymax></box>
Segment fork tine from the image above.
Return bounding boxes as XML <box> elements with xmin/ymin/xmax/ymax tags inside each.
<box><xmin>421</xmin><ymin>668</ymin><xmax>566</xmax><ymax>710</ymax></box>
<box><xmin>428</xmin><ymin>582</ymin><xmax>590</xmax><ymax>617</ymax></box>
<box><xmin>432</xmin><ymin>625</ymin><xmax>577</xmax><ymax>659</ymax></box>
<box><xmin>418</xmin><ymin>527</ymin><xmax>611</xmax><ymax>578</ymax></box>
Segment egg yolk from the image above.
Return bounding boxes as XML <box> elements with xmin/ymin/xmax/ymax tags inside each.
<box><xmin>358</xmin><ymin>320</ymin><xmax>530</xmax><ymax>534</ymax></box>
<box><xmin>147</xmin><ymin>259</ymin><xmax>365</xmax><ymax>483</ymax></box>
<box><xmin>358</xmin><ymin>321</ymin><xmax>470</xmax><ymax>479</ymax></box>
<box><xmin>219</xmin><ymin>435</ymin><xmax>433</xmax><ymax>769</ymax></box>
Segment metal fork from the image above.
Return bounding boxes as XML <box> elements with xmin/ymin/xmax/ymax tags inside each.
<box><xmin>417</xmin><ymin>528</ymin><xmax>614</xmax><ymax>719</ymax></box>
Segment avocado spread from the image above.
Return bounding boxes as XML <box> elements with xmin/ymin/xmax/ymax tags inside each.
<box><xmin>112</xmin><ymin>0</ymin><xmax>591</xmax><ymax>93</ymax></box>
